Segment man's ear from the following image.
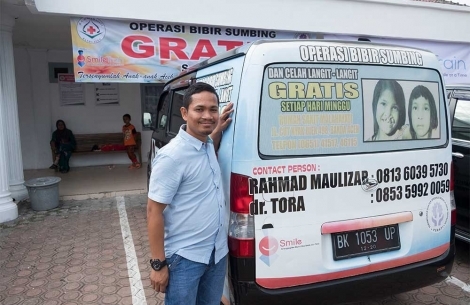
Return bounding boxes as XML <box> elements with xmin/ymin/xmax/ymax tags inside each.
<box><xmin>180</xmin><ymin>107</ymin><xmax>188</xmax><ymax>122</ymax></box>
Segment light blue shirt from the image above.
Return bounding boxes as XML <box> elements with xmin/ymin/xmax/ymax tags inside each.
<box><xmin>148</xmin><ymin>125</ymin><xmax>228</xmax><ymax>264</ymax></box>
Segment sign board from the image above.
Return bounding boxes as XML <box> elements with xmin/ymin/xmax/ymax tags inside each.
<box><xmin>95</xmin><ymin>83</ymin><xmax>119</xmax><ymax>105</ymax></box>
<box><xmin>58</xmin><ymin>74</ymin><xmax>85</xmax><ymax>106</ymax></box>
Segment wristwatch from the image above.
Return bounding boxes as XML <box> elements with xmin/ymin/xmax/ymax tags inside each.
<box><xmin>150</xmin><ymin>258</ymin><xmax>167</xmax><ymax>271</ymax></box>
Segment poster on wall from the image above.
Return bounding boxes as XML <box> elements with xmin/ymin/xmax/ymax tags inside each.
<box><xmin>324</xmin><ymin>34</ymin><xmax>470</xmax><ymax>85</ymax></box>
<box><xmin>70</xmin><ymin>17</ymin><xmax>315</xmax><ymax>83</ymax></box>
<box><xmin>95</xmin><ymin>83</ymin><xmax>119</xmax><ymax>105</ymax></box>
<box><xmin>58</xmin><ymin>74</ymin><xmax>85</xmax><ymax>106</ymax></box>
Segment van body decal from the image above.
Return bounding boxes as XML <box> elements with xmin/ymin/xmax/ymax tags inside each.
<box><xmin>260</xmin><ymin>64</ymin><xmax>447</xmax><ymax>157</ymax></box>
<box><xmin>256</xmin><ymin>243</ymin><xmax>449</xmax><ymax>288</ymax></box>
<box><xmin>299</xmin><ymin>45</ymin><xmax>424</xmax><ymax>67</ymax></box>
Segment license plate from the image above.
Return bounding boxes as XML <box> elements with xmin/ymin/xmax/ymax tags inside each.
<box><xmin>332</xmin><ymin>224</ymin><xmax>401</xmax><ymax>260</ymax></box>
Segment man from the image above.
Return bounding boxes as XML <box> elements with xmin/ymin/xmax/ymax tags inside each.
<box><xmin>147</xmin><ymin>82</ymin><xmax>233</xmax><ymax>305</ymax></box>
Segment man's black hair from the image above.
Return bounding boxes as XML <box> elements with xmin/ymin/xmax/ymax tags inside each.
<box><xmin>123</xmin><ymin>114</ymin><xmax>131</xmax><ymax>120</ymax></box>
<box><xmin>182</xmin><ymin>82</ymin><xmax>219</xmax><ymax>109</ymax></box>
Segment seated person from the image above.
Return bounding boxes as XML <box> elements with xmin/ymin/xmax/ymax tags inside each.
<box><xmin>50</xmin><ymin>120</ymin><xmax>76</xmax><ymax>173</ymax></box>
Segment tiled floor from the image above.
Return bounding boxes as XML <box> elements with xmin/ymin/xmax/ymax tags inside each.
<box><xmin>23</xmin><ymin>164</ymin><xmax>148</xmax><ymax>200</ymax></box>
<box><xmin>0</xmin><ymin>194</ymin><xmax>163</xmax><ymax>305</ymax></box>
<box><xmin>1</xmin><ymin>193</ymin><xmax>469</xmax><ymax>305</ymax></box>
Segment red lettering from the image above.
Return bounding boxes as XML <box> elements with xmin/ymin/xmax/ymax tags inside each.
<box><xmin>190</xmin><ymin>39</ymin><xmax>217</xmax><ymax>60</ymax></box>
<box><xmin>121</xmin><ymin>35</ymin><xmax>155</xmax><ymax>59</ymax></box>
<box><xmin>159</xmin><ymin>37</ymin><xmax>189</xmax><ymax>60</ymax></box>
<box><xmin>218</xmin><ymin>40</ymin><xmax>244</xmax><ymax>51</ymax></box>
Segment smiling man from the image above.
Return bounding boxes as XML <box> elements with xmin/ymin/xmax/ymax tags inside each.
<box><xmin>147</xmin><ymin>82</ymin><xmax>233</xmax><ymax>305</ymax></box>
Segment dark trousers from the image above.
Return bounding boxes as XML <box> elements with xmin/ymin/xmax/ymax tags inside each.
<box><xmin>126</xmin><ymin>145</ymin><xmax>138</xmax><ymax>163</ymax></box>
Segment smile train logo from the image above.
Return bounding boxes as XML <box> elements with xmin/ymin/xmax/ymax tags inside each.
<box><xmin>259</xmin><ymin>228</ymin><xmax>279</xmax><ymax>266</ymax></box>
<box><xmin>77</xmin><ymin>50</ymin><xmax>85</xmax><ymax>67</ymax></box>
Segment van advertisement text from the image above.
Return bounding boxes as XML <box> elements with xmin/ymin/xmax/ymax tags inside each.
<box><xmin>248</xmin><ymin>157</ymin><xmax>451</xmax><ymax>286</ymax></box>
<box><xmin>299</xmin><ymin>45</ymin><xmax>424</xmax><ymax>66</ymax></box>
<box><xmin>197</xmin><ymin>69</ymin><xmax>234</xmax><ymax>106</ymax></box>
<box><xmin>248</xmin><ymin>162</ymin><xmax>449</xmax><ymax>216</ymax></box>
<box><xmin>260</xmin><ymin>64</ymin><xmax>446</xmax><ymax>156</ymax></box>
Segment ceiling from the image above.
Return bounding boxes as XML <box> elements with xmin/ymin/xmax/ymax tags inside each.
<box><xmin>2</xmin><ymin>0</ymin><xmax>73</xmax><ymax>50</ymax></box>
<box><xmin>2</xmin><ymin>0</ymin><xmax>469</xmax><ymax>51</ymax></box>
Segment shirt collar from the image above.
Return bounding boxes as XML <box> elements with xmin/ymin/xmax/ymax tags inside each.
<box><xmin>178</xmin><ymin>125</ymin><xmax>213</xmax><ymax>151</ymax></box>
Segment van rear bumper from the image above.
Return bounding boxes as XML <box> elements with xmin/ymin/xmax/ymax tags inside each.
<box><xmin>230</xmin><ymin>236</ymin><xmax>455</xmax><ymax>305</ymax></box>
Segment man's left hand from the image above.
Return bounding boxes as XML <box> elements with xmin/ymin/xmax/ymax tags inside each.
<box><xmin>211</xmin><ymin>102</ymin><xmax>234</xmax><ymax>152</ymax></box>
<box><xmin>217</xmin><ymin>102</ymin><xmax>234</xmax><ymax>133</ymax></box>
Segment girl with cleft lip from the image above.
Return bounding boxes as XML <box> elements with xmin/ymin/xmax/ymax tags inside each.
<box><xmin>368</xmin><ymin>79</ymin><xmax>407</xmax><ymax>141</ymax></box>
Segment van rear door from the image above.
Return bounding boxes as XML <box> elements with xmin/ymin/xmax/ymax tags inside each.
<box><xmin>247</xmin><ymin>59</ymin><xmax>451</xmax><ymax>289</ymax></box>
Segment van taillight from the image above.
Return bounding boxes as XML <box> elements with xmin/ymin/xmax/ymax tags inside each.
<box><xmin>228</xmin><ymin>236</ymin><xmax>255</xmax><ymax>257</ymax></box>
<box><xmin>450</xmin><ymin>162</ymin><xmax>457</xmax><ymax>226</ymax></box>
<box><xmin>230</xmin><ymin>173</ymin><xmax>253</xmax><ymax>214</ymax></box>
<box><xmin>229</xmin><ymin>173</ymin><xmax>255</xmax><ymax>257</ymax></box>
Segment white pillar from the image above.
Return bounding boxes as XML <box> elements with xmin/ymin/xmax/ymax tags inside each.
<box><xmin>1</xmin><ymin>14</ymin><xmax>28</xmax><ymax>202</ymax></box>
<box><xmin>0</xmin><ymin>89</ymin><xmax>17</xmax><ymax>223</ymax></box>
<box><xmin>0</xmin><ymin>22</ymin><xmax>18</xmax><ymax>223</ymax></box>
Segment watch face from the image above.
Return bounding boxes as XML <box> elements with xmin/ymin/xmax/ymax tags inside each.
<box><xmin>150</xmin><ymin>259</ymin><xmax>166</xmax><ymax>271</ymax></box>
<box><xmin>153</xmin><ymin>262</ymin><xmax>160</xmax><ymax>270</ymax></box>
<box><xmin>151</xmin><ymin>260</ymin><xmax>161</xmax><ymax>270</ymax></box>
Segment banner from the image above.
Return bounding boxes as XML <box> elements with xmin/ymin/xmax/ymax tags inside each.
<box><xmin>71</xmin><ymin>17</ymin><xmax>315</xmax><ymax>83</ymax></box>
<box><xmin>324</xmin><ymin>34</ymin><xmax>470</xmax><ymax>85</ymax></box>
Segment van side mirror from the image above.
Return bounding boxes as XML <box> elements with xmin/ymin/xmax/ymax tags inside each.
<box><xmin>143</xmin><ymin>112</ymin><xmax>153</xmax><ymax>130</ymax></box>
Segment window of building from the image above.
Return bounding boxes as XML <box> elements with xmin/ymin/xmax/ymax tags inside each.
<box><xmin>48</xmin><ymin>62</ymin><xmax>74</xmax><ymax>83</ymax></box>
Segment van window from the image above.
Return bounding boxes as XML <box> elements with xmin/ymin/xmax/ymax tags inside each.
<box><xmin>452</xmin><ymin>99</ymin><xmax>470</xmax><ymax>142</ymax></box>
<box><xmin>157</xmin><ymin>92</ymin><xmax>171</xmax><ymax>130</ymax></box>
<box><xmin>169</xmin><ymin>89</ymin><xmax>187</xmax><ymax>134</ymax></box>
<box><xmin>259</xmin><ymin>64</ymin><xmax>448</xmax><ymax>157</ymax></box>
<box><xmin>142</xmin><ymin>84</ymin><xmax>165</xmax><ymax>130</ymax></box>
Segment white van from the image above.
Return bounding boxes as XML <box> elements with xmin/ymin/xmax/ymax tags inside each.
<box><xmin>144</xmin><ymin>40</ymin><xmax>456</xmax><ymax>304</ymax></box>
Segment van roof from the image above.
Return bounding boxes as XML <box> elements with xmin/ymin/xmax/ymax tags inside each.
<box><xmin>166</xmin><ymin>39</ymin><xmax>438</xmax><ymax>87</ymax></box>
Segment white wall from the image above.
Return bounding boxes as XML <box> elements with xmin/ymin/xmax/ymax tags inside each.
<box><xmin>14</xmin><ymin>48</ymin><xmax>36</xmax><ymax>170</ymax></box>
<box><xmin>31</xmin><ymin>0</ymin><xmax>470</xmax><ymax>43</ymax></box>
<box><xmin>14</xmin><ymin>48</ymin><xmax>152</xmax><ymax>169</ymax></box>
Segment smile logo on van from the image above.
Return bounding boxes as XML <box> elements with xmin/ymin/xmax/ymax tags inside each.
<box><xmin>361</xmin><ymin>177</ymin><xmax>379</xmax><ymax>192</ymax></box>
<box><xmin>259</xmin><ymin>236</ymin><xmax>279</xmax><ymax>266</ymax></box>
<box><xmin>259</xmin><ymin>236</ymin><xmax>278</xmax><ymax>256</ymax></box>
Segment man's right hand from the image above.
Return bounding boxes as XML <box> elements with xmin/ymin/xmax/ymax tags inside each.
<box><xmin>150</xmin><ymin>267</ymin><xmax>169</xmax><ymax>293</ymax></box>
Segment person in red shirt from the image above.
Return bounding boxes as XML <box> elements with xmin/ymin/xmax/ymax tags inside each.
<box><xmin>122</xmin><ymin>114</ymin><xmax>141</xmax><ymax>169</ymax></box>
